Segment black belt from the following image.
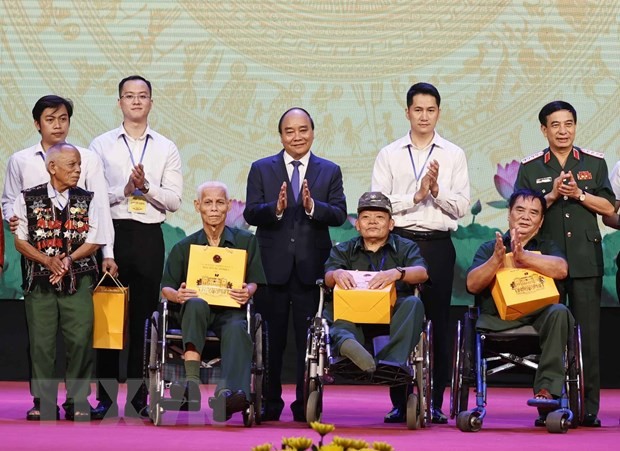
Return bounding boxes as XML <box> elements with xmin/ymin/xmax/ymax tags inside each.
<box><xmin>393</xmin><ymin>227</ymin><xmax>450</xmax><ymax>241</ymax></box>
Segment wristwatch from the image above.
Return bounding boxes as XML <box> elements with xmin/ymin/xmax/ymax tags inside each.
<box><xmin>578</xmin><ymin>190</ymin><xmax>586</xmax><ymax>202</ymax></box>
<box><xmin>141</xmin><ymin>180</ymin><xmax>150</xmax><ymax>194</ymax></box>
<box><xmin>395</xmin><ymin>266</ymin><xmax>406</xmax><ymax>280</ymax></box>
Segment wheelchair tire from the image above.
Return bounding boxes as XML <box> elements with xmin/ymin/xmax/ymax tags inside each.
<box><xmin>422</xmin><ymin>320</ymin><xmax>433</xmax><ymax>427</ymax></box>
<box><xmin>147</xmin><ymin>312</ymin><xmax>163</xmax><ymax>425</ymax></box>
<box><xmin>243</xmin><ymin>403</ymin><xmax>255</xmax><ymax>428</ymax></box>
<box><xmin>451</xmin><ymin>320</ymin><xmax>471</xmax><ymax>418</ymax></box>
<box><xmin>456</xmin><ymin>410</ymin><xmax>482</xmax><ymax>432</ymax></box>
<box><xmin>306</xmin><ymin>389</ymin><xmax>322</xmax><ymax>423</ymax></box>
<box><xmin>407</xmin><ymin>393</ymin><xmax>419</xmax><ymax>430</ymax></box>
<box><xmin>546</xmin><ymin>410</ymin><xmax>569</xmax><ymax>434</ymax></box>
<box><xmin>567</xmin><ymin>325</ymin><xmax>585</xmax><ymax>428</ymax></box>
<box><xmin>253</xmin><ymin>313</ymin><xmax>264</xmax><ymax>425</ymax></box>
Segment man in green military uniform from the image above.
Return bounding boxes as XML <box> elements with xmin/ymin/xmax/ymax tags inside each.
<box><xmin>324</xmin><ymin>191</ymin><xmax>428</xmax><ymax>423</ymax></box>
<box><xmin>514</xmin><ymin>100</ymin><xmax>615</xmax><ymax>427</ymax></box>
<box><xmin>467</xmin><ymin>189</ymin><xmax>574</xmax><ymax>426</ymax></box>
<box><xmin>160</xmin><ymin>181</ymin><xmax>266</xmax><ymax>422</ymax></box>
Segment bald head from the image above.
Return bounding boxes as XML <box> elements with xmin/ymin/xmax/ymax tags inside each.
<box><xmin>46</xmin><ymin>142</ymin><xmax>82</xmax><ymax>190</ymax></box>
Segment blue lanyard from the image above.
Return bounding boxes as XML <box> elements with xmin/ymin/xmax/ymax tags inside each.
<box><xmin>122</xmin><ymin>134</ymin><xmax>149</xmax><ymax>167</ymax></box>
<box><xmin>365</xmin><ymin>247</ymin><xmax>387</xmax><ymax>272</ymax></box>
<box><xmin>407</xmin><ymin>143</ymin><xmax>435</xmax><ymax>181</ymax></box>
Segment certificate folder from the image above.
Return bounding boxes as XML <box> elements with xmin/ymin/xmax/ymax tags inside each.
<box><xmin>333</xmin><ymin>270</ymin><xmax>397</xmax><ymax>324</ymax></box>
<box><xmin>186</xmin><ymin>245</ymin><xmax>247</xmax><ymax>308</ymax></box>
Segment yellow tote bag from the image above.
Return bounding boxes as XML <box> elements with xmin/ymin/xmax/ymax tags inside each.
<box><xmin>92</xmin><ymin>272</ymin><xmax>129</xmax><ymax>350</ymax></box>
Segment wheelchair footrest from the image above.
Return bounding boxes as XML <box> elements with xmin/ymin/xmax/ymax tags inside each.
<box><xmin>372</xmin><ymin>360</ymin><xmax>413</xmax><ymax>386</ymax></box>
<box><xmin>526</xmin><ymin>398</ymin><xmax>560</xmax><ymax>410</ymax></box>
<box><xmin>159</xmin><ymin>398</ymin><xmax>201</xmax><ymax>412</ymax></box>
<box><xmin>329</xmin><ymin>358</ymin><xmax>374</xmax><ymax>383</ymax></box>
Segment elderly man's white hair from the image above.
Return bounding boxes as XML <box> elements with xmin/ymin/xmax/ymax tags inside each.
<box><xmin>45</xmin><ymin>142</ymin><xmax>79</xmax><ymax>170</ymax></box>
<box><xmin>195</xmin><ymin>181</ymin><xmax>229</xmax><ymax>200</ymax></box>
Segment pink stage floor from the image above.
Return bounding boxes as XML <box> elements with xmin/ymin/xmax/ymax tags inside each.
<box><xmin>0</xmin><ymin>382</ymin><xmax>618</xmax><ymax>450</ymax></box>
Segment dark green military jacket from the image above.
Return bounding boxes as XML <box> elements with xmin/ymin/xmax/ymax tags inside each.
<box><xmin>515</xmin><ymin>147</ymin><xmax>614</xmax><ymax>278</ymax></box>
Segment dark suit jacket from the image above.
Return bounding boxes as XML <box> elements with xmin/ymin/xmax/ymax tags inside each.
<box><xmin>244</xmin><ymin>150</ymin><xmax>347</xmax><ymax>285</ymax></box>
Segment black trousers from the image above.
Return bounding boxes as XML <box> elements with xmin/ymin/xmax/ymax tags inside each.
<box><xmin>255</xmin><ymin>268</ymin><xmax>319</xmax><ymax>417</ymax></box>
<box><xmin>96</xmin><ymin>220</ymin><xmax>164</xmax><ymax>406</ymax></box>
<box><xmin>393</xmin><ymin>228</ymin><xmax>455</xmax><ymax>409</ymax></box>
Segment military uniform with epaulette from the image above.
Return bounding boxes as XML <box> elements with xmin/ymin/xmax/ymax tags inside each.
<box><xmin>515</xmin><ymin>146</ymin><xmax>615</xmax><ymax>418</ymax></box>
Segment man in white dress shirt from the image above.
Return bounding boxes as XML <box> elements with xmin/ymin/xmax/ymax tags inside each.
<box><xmin>89</xmin><ymin>75</ymin><xmax>183</xmax><ymax>419</ymax></box>
<box><xmin>372</xmin><ymin>82</ymin><xmax>470</xmax><ymax>424</ymax></box>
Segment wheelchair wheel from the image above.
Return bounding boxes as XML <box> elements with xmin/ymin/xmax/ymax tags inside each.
<box><xmin>567</xmin><ymin>325</ymin><xmax>585</xmax><ymax>428</ymax></box>
<box><xmin>243</xmin><ymin>403</ymin><xmax>255</xmax><ymax>428</ymax></box>
<box><xmin>306</xmin><ymin>389</ymin><xmax>322</xmax><ymax>423</ymax></box>
<box><xmin>421</xmin><ymin>320</ymin><xmax>433</xmax><ymax>428</ymax></box>
<box><xmin>147</xmin><ymin>312</ymin><xmax>164</xmax><ymax>426</ymax></box>
<box><xmin>303</xmin><ymin>326</ymin><xmax>320</xmax><ymax>421</ymax></box>
<box><xmin>546</xmin><ymin>410</ymin><xmax>569</xmax><ymax>434</ymax></box>
<box><xmin>450</xmin><ymin>320</ymin><xmax>469</xmax><ymax>418</ymax></box>
<box><xmin>456</xmin><ymin>410</ymin><xmax>482</xmax><ymax>432</ymax></box>
<box><xmin>252</xmin><ymin>313</ymin><xmax>264</xmax><ymax>425</ymax></box>
<box><xmin>407</xmin><ymin>393</ymin><xmax>419</xmax><ymax>430</ymax></box>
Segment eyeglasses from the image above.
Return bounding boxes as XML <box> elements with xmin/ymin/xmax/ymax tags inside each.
<box><xmin>120</xmin><ymin>94</ymin><xmax>151</xmax><ymax>102</ymax></box>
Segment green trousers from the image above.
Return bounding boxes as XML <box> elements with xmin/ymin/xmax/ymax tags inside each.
<box><xmin>557</xmin><ymin>276</ymin><xmax>601</xmax><ymax>415</ymax></box>
<box><xmin>25</xmin><ymin>277</ymin><xmax>94</xmax><ymax>409</ymax></box>
<box><xmin>181</xmin><ymin>298</ymin><xmax>252</xmax><ymax>398</ymax></box>
<box><xmin>328</xmin><ymin>295</ymin><xmax>425</xmax><ymax>362</ymax></box>
<box><xmin>477</xmin><ymin>303</ymin><xmax>574</xmax><ymax>397</ymax></box>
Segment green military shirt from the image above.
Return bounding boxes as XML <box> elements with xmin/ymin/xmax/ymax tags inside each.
<box><xmin>467</xmin><ymin>232</ymin><xmax>566</xmax><ymax>321</ymax></box>
<box><xmin>161</xmin><ymin>226</ymin><xmax>267</xmax><ymax>292</ymax></box>
<box><xmin>515</xmin><ymin>147</ymin><xmax>614</xmax><ymax>278</ymax></box>
<box><xmin>324</xmin><ymin>233</ymin><xmax>427</xmax><ymax>297</ymax></box>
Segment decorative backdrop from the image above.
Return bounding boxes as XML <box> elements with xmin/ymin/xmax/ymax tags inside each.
<box><xmin>1</xmin><ymin>1</ymin><xmax>618</xmax><ymax>304</ymax></box>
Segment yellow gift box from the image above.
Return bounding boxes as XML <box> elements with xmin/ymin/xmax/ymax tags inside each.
<box><xmin>93</xmin><ymin>272</ymin><xmax>129</xmax><ymax>350</ymax></box>
<box><xmin>491</xmin><ymin>262</ymin><xmax>559</xmax><ymax>321</ymax></box>
<box><xmin>333</xmin><ymin>271</ymin><xmax>397</xmax><ymax>324</ymax></box>
<box><xmin>186</xmin><ymin>245</ymin><xmax>247</xmax><ymax>308</ymax></box>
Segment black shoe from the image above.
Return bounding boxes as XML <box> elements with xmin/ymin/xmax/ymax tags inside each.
<box><xmin>581</xmin><ymin>414</ymin><xmax>601</xmax><ymax>427</ymax></box>
<box><xmin>209</xmin><ymin>389</ymin><xmax>248</xmax><ymax>422</ymax></box>
<box><xmin>431</xmin><ymin>408</ymin><xmax>448</xmax><ymax>424</ymax></box>
<box><xmin>26</xmin><ymin>402</ymin><xmax>60</xmax><ymax>421</ymax></box>
<box><xmin>534</xmin><ymin>415</ymin><xmax>546</xmax><ymax>427</ymax></box>
<box><xmin>64</xmin><ymin>405</ymin><xmax>91</xmax><ymax>422</ymax></box>
<box><xmin>91</xmin><ymin>401</ymin><xmax>118</xmax><ymax>420</ymax></box>
<box><xmin>384</xmin><ymin>405</ymin><xmax>406</xmax><ymax>423</ymax></box>
<box><xmin>260</xmin><ymin>407</ymin><xmax>281</xmax><ymax>422</ymax></box>
<box><xmin>290</xmin><ymin>400</ymin><xmax>306</xmax><ymax>423</ymax></box>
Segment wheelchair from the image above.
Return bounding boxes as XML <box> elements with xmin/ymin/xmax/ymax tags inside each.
<box><xmin>450</xmin><ymin>307</ymin><xmax>584</xmax><ymax>433</ymax></box>
<box><xmin>144</xmin><ymin>298</ymin><xmax>267</xmax><ymax>427</ymax></box>
<box><xmin>303</xmin><ymin>280</ymin><xmax>433</xmax><ymax>430</ymax></box>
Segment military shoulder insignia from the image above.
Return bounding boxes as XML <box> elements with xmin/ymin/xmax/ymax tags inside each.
<box><xmin>579</xmin><ymin>148</ymin><xmax>605</xmax><ymax>159</ymax></box>
<box><xmin>521</xmin><ymin>151</ymin><xmax>544</xmax><ymax>164</ymax></box>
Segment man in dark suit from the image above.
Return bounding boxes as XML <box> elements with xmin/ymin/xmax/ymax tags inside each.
<box><xmin>244</xmin><ymin>107</ymin><xmax>347</xmax><ymax>421</ymax></box>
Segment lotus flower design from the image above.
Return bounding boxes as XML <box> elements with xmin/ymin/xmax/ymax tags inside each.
<box><xmin>494</xmin><ymin>160</ymin><xmax>520</xmax><ymax>201</ymax></box>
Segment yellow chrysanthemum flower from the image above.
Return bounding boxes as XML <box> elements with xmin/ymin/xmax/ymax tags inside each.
<box><xmin>349</xmin><ymin>439</ymin><xmax>369</xmax><ymax>450</ymax></box>
<box><xmin>331</xmin><ymin>436</ymin><xmax>354</xmax><ymax>448</ymax></box>
<box><xmin>281</xmin><ymin>437</ymin><xmax>314</xmax><ymax>450</ymax></box>
<box><xmin>318</xmin><ymin>445</ymin><xmax>344</xmax><ymax>451</ymax></box>
<box><xmin>372</xmin><ymin>442</ymin><xmax>394</xmax><ymax>451</ymax></box>
<box><xmin>310</xmin><ymin>421</ymin><xmax>336</xmax><ymax>436</ymax></box>
<box><xmin>251</xmin><ymin>444</ymin><xmax>273</xmax><ymax>451</ymax></box>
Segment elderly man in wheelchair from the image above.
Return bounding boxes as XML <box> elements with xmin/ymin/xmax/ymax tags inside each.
<box><xmin>323</xmin><ymin>191</ymin><xmax>428</xmax><ymax>424</ymax></box>
<box><xmin>464</xmin><ymin>188</ymin><xmax>575</xmax><ymax>429</ymax></box>
<box><xmin>159</xmin><ymin>181</ymin><xmax>266</xmax><ymax>422</ymax></box>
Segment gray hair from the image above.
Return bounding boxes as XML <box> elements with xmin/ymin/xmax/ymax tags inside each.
<box><xmin>195</xmin><ymin>181</ymin><xmax>229</xmax><ymax>200</ymax></box>
<box><xmin>45</xmin><ymin>142</ymin><xmax>79</xmax><ymax>172</ymax></box>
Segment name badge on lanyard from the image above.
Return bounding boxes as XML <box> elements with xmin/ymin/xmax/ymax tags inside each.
<box><xmin>128</xmin><ymin>195</ymin><xmax>148</xmax><ymax>214</ymax></box>
<box><xmin>122</xmin><ymin>134</ymin><xmax>149</xmax><ymax>214</ymax></box>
